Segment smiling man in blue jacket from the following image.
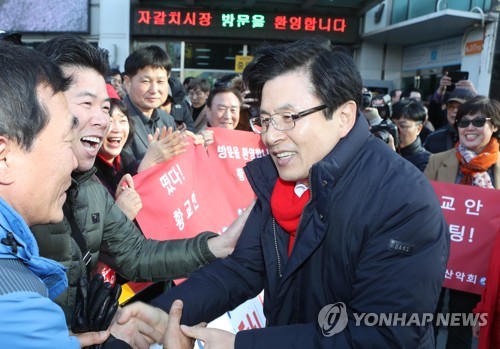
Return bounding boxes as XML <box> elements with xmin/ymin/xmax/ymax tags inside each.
<box><xmin>151</xmin><ymin>37</ymin><xmax>450</xmax><ymax>348</ymax></box>
<box><xmin>0</xmin><ymin>42</ymin><xmax>109</xmax><ymax>348</ymax></box>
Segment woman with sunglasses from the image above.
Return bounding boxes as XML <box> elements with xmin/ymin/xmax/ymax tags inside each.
<box><xmin>424</xmin><ymin>95</ymin><xmax>500</xmax><ymax>349</ymax></box>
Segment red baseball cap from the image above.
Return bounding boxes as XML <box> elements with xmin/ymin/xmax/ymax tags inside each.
<box><xmin>106</xmin><ymin>83</ymin><xmax>121</xmax><ymax>100</ymax></box>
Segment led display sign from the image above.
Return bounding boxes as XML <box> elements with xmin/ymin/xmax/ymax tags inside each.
<box><xmin>131</xmin><ymin>7</ymin><xmax>359</xmax><ymax>43</ymax></box>
<box><xmin>0</xmin><ymin>0</ymin><xmax>89</xmax><ymax>33</ymax></box>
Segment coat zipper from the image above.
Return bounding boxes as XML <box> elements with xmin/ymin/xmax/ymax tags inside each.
<box><xmin>272</xmin><ymin>218</ymin><xmax>282</xmax><ymax>278</ymax></box>
<box><xmin>273</xmin><ymin>171</ymin><xmax>313</xmax><ymax>278</ymax></box>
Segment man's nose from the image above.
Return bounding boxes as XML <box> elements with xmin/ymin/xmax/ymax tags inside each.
<box><xmin>149</xmin><ymin>82</ymin><xmax>160</xmax><ymax>93</ymax></box>
<box><xmin>92</xmin><ymin>109</ymin><xmax>110</xmax><ymax>130</ymax></box>
<box><xmin>222</xmin><ymin>108</ymin><xmax>231</xmax><ymax>118</ymax></box>
<box><xmin>265</xmin><ymin>119</ymin><xmax>286</xmax><ymax>143</ymax></box>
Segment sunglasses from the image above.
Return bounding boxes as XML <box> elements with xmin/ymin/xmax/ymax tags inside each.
<box><xmin>456</xmin><ymin>117</ymin><xmax>491</xmax><ymax>128</ymax></box>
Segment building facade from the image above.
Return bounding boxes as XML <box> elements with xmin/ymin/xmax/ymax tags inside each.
<box><xmin>5</xmin><ymin>0</ymin><xmax>499</xmax><ymax>98</ymax></box>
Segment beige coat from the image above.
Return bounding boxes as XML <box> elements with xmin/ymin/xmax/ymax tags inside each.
<box><xmin>424</xmin><ymin>148</ymin><xmax>500</xmax><ymax>189</ymax></box>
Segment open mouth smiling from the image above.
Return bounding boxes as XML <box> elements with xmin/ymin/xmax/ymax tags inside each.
<box><xmin>81</xmin><ymin>136</ymin><xmax>102</xmax><ymax>151</ymax></box>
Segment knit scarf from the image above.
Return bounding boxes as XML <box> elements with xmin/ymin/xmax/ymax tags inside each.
<box><xmin>271</xmin><ymin>178</ymin><xmax>310</xmax><ymax>256</ymax></box>
<box><xmin>455</xmin><ymin>137</ymin><xmax>499</xmax><ymax>188</ymax></box>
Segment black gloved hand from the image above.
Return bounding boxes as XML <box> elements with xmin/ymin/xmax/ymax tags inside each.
<box><xmin>71</xmin><ymin>274</ymin><xmax>122</xmax><ymax>334</ymax></box>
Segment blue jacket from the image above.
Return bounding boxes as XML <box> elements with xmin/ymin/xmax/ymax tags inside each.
<box><xmin>153</xmin><ymin>116</ymin><xmax>449</xmax><ymax>348</ymax></box>
<box><xmin>0</xmin><ymin>197</ymin><xmax>78</xmax><ymax>349</ymax></box>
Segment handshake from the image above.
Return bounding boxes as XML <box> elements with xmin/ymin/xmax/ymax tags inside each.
<box><xmin>72</xmin><ymin>274</ymin><xmax>122</xmax><ymax>348</ymax></box>
<box><xmin>70</xmin><ymin>275</ymin><xmax>234</xmax><ymax>349</ymax></box>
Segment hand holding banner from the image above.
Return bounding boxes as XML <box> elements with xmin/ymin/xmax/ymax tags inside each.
<box><xmin>134</xmin><ymin>128</ymin><xmax>267</xmax><ymax>241</ymax></box>
<box><xmin>430</xmin><ymin>181</ymin><xmax>500</xmax><ymax>294</ymax></box>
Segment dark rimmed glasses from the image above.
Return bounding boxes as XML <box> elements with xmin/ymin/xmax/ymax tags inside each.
<box><xmin>249</xmin><ymin>105</ymin><xmax>327</xmax><ymax>134</ymax></box>
<box><xmin>456</xmin><ymin>117</ymin><xmax>491</xmax><ymax>128</ymax></box>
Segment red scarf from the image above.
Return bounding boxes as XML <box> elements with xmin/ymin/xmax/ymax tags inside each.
<box><xmin>271</xmin><ymin>178</ymin><xmax>310</xmax><ymax>256</ymax></box>
<box><xmin>455</xmin><ymin>138</ymin><xmax>498</xmax><ymax>186</ymax></box>
<box><xmin>97</xmin><ymin>153</ymin><xmax>121</xmax><ymax>173</ymax></box>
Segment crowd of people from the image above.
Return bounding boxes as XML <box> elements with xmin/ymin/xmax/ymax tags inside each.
<box><xmin>0</xmin><ymin>32</ymin><xmax>499</xmax><ymax>349</ymax></box>
<box><xmin>362</xmin><ymin>69</ymin><xmax>499</xmax><ymax>349</ymax></box>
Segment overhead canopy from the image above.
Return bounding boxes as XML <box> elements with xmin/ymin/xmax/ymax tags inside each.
<box><xmin>363</xmin><ymin>9</ymin><xmax>490</xmax><ymax>46</ymax></box>
<box><xmin>134</xmin><ymin>0</ymin><xmax>382</xmax><ymax>15</ymax></box>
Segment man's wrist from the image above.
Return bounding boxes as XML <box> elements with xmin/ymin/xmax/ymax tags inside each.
<box><xmin>207</xmin><ymin>233</ymin><xmax>228</xmax><ymax>259</ymax></box>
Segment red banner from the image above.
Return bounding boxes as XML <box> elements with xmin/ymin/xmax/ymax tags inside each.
<box><xmin>205</xmin><ymin>127</ymin><xmax>267</xmax><ymax>213</ymax></box>
<box><xmin>134</xmin><ymin>128</ymin><xmax>267</xmax><ymax>240</ymax></box>
<box><xmin>430</xmin><ymin>181</ymin><xmax>500</xmax><ymax>294</ymax></box>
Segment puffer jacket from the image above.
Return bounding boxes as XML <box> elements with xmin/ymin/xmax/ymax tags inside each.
<box><xmin>399</xmin><ymin>136</ymin><xmax>431</xmax><ymax>172</ymax></box>
<box><xmin>152</xmin><ymin>115</ymin><xmax>450</xmax><ymax>348</ymax></box>
<box><xmin>0</xmin><ymin>197</ymin><xmax>79</xmax><ymax>348</ymax></box>
<box><xmin>31</xmin><ymin>168</ymin><xmax>217</xmax><ymax>324</ymax></box>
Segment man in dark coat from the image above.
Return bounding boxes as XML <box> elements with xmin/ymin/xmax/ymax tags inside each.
<box><xmin>424</xmin><ymin>88</ymin><xmax>476</xmax><ymax>153</ymax></box>
<box><xmin>392</xmin><ymin>98</ymin><xmax>431</xmax><ymax>171</ymax></box>
<box><xmin>134</xmin><ymin>38</ymin><xmax>450</xmax><ymax>348</ymax></box>
<box><xmin>121</xmin><ymin>45</ymin><xmax>180</xmax><ymax>174</ymax></box>
<box><xmin>168</xmin><ymin>76</ymin><xmax>195</xmax><ymax>132</ymax></box>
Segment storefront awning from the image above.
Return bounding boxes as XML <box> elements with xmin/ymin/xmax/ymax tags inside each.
<box><xmin>362</xmin><ymin>9</ymin><xmax>491</xmax><ymax>46</ymax></box>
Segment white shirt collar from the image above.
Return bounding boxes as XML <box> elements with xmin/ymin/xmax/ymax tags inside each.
<box><xmin>294</xmin><ymin>183</ymin><xmax>309</xmax><ymax>198</ymax></box>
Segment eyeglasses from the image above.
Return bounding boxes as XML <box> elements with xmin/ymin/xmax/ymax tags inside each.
<box><xmin>250</xmin><ymin>105</ymin><xmax>327</xmax><ymax>134</ymax></box>
<box><xmin>394</xmin><ymin>122</ymin><xmax>422</xmax><ymax>130</ymax></box>
<box><xmin>446</xmin><ymin>104</ymin><xmax>461</xmax><ymax>111</ymax></box>
<box><xmin>188</xmin><ymin>90</ymin><xmax>206</xmax><ymax>98</ymax></box>
<box><xmin>456</xmin><ymin>117</ymin><xmax>491</xmax><ymax>128</ymax></box>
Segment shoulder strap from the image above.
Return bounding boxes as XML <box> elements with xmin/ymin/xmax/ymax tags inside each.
<box><xmin>63</xmin><ymin>201</ymin><xmax>92</xmax><ymax>276</ymax></box>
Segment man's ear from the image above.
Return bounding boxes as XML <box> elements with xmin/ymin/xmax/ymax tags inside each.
<box><xmin>123</xmin><ymin>75</ymin><xmax>131</xmax><ymax>94</ymax></box>
<box><xmin>337</xmin><ymin>101</ymin><xmax>357</xmax><ymax>137</ymax></box>
<box><xmin>0</xmin><ymin>137</ymin><xmax>14</xmax><ymax>185</ymax></box>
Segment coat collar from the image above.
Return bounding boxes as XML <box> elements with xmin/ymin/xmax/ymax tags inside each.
<box><xmin>434</xmin><ymin>148</ymin><xmax>500</xmax><ymax>188</ymax></box>
<box><xmin>72</xmin><ymin>167</ymin><xmax>97</xmax><ymax>185</ymax></box>
<box><xmin>124</xmin><ymin>95</ymin><xmax>154</xmax><ymax>148</ymax></box>
<box><xmin>400</xmin><ymin>137</ymin><xmax>425</xmax><ymax>156</ymax></box>
<box><xmin>244</xmin><ymin>115</ymin><xmax>371</xmax><ymax>283</ymax></box>
<box><xmin>0</xmin><ymin>197</ymin><xmax>68</xmax><ymax>299</ymax></box>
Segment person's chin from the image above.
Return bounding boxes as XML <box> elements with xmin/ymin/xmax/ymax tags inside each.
<box><xmin>277</xmin><ymin>169</ymin><xmax>303</xmax><ymax>183</ymax></box>
<box><xmin>48</xmin><ymin>210</ymin><xmax>65</xmax><ymax>224</ymax></box>
<box><xmin>76</xmin><ymin>158</ymin><xmax>95</xmax><ymax>172</ymax></box>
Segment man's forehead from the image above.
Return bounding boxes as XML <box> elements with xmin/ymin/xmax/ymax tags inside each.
<box><xmin>214</xmin><ymin>92</ymin><xmax>240</xmax><ymax>102</ymax></box>
<box><xmin>396</xmin><ymin>118</ymin><xmax>412</xmax><ymax>123</ymax></box>
<box><xmin>260</xmin><ymin>102</ymin><xmax>295</xmax><ymax>115</ymax></box>
<box><xmin>61</xmin><ymin>67</ymin><xmax>107</xmax><ymax>97</ymax></box>
<box><xmin>135</xmin><ymin>66</ymin><xmax>168</xmax><ymax>76</ymax></box>
<box><xmin>62</xmin><ymin>65</ymin><xmax>94</xmax><ymax>77</ymax></box>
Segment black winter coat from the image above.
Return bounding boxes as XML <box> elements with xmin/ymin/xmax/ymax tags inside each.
<box><xmin>153</xmin><ymin>116</ymin><xmax>449</xmax><ymax>348</ymax></box>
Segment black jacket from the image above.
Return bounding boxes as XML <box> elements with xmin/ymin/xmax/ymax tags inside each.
<box><xmin>424</xmin><ymin>124</ymin><xmax>458</xmax><ymax>154</ymax></box>
<box><xmin>152</xmin><ymin>116</ymin><xmax>449</xmax><ymax>348</ymax></box>
<box><xmin>169</xmin><ymin>77</ymin><xmax>195</xmax><ymax>132</ymax></box>
<box><xmin>400</xmin><ymin>137</ymin><xmax>431</xmax><ymax>172</ymax></box>
<box><xmin>94</xmin><ymin>155</ymin><xmax>123</xmax><ymax>198</ymax></box>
